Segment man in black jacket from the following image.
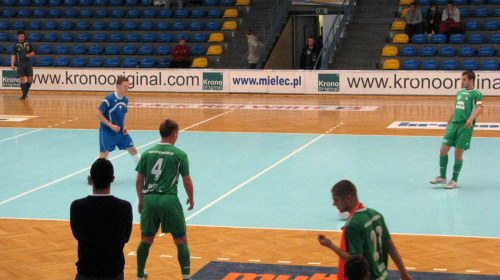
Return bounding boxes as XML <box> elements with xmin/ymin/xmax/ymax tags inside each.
<box><xmin>300</xmin><ymin>36</ymin><xmax>321</xmax><ymax>69</ymax></box>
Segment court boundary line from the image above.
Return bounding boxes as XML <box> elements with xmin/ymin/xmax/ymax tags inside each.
<box><xmin>0</xmin><ymin>128</ymin><xmax>44</xmax><ymax>143</ymax></box>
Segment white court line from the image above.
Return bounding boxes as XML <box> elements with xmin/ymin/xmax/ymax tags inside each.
<box><xmin>0</xmin><ymin>128</ymin><xmax>44</xmax><ymax>143</ymax></box>
<box><xmin>0</xmin><ymin>109</ymin><xmax>238</xmax><ymax>206</ymax></box>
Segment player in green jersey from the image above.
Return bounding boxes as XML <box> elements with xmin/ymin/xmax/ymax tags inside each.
<box><xmin>430</xmin><ymin>70</ymin><xmax>484</xmax><ymax>189</ymax></box>
<box><xmin>135</xmin><ymin>119</ymin><xmax>194</xmax><ymax>280</ymax></box>
<box><xmin>318</xmin><ymin>180</ymin><xmax>413</xmax><ymax>280</ymax></box>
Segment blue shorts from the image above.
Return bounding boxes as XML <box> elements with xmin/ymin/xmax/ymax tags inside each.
<box><xmin>99</xmin><ymin>128</ymin><xmax>134</xmax><ymax>153</ymax></box>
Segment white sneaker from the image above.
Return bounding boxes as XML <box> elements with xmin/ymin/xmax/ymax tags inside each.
<box><xmin>430</xmin><ymin>176</ymin><xmax>446</xmax><ymax>184</ymax></box>
<box><xmin>445</xmin><ymin>180</ymin><xmax>458</xmax><ymax>189</ymax></box>
<box><xmin>137</xmin><ymin>273</ymin><xmax>148</xmax><ymax>280</ymax></box>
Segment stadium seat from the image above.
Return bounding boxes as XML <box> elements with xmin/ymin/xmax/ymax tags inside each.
<box><xmin>478</xmin><ymin>46</ymin><xmax>494</xmax><ymax>56</ymax></box>
<box><xmin>87</xmin><ymin>45</ymin><xmax>104</xmax><ymax>54</ymax></box>
<box><xmin>95</xmin><ymin>9</ymin><xmax>109</xmax><ymax>18</ymax></box>
<box><xmin>155</xmin><ymin>21</ymin><xmax>171</xmax><ymax>31</ymax></box>
<box><xmin>400</xmin><ymin>46</ymin><xmax>417</xmax><ymax>56</ymax></box>
<box><xmin>204</xmin><ymin>0</ymin><xmax>217</xmax><ymax>5</ymax></box>
<box><xmin>191</xmin><ymin>45</ymin><xmax>206</xmax><ymax>55</ymax></box>
<box><xmin>32</xmin><ymin>0</ymin><xmax>47</xmax><ymax>5</ymax></box>
<box><xmin>1</xmin><ymin>9</ymin><xmax>16</xmax><ymax>18</ymax></box>
<box><xmin>92</xmin><ymin>33</ymin><xmax>107</xmax><ymax>42</ymax></box>
<box><xmin>470</xmin><ymin>0</ymin><xmax>485</xmax><ymax>4</ymax></box>
<box><xmin>63</xmin><ymin>0</ymin><xmax>77</xmax><ymax>5</ymax></box>
<box><xmin>222</xmin><ymin>21</ymin><xmax>237</xmax><ymax>30</ymax></box>
<box><xmin>31</xmin><ymin>9</ymin><xmax>46</xmax><ymax>17</ymax></box>
<box><xmin>70</xmin><ymin>57</ymin><xmax>86</xmax><ymax>67</ymax></box>
<box><xmin>207</xmin><ymin>9</ymin><xmax>223</xmax><ymax>18</ymax></box>
<box><xmin>10</xmin><ymin>33</ymin><xmax>18</xmax><ymax>42</ymax></box>
<box><xmin>493</xmin><ymin>8</ymin><xmax>500</xmax><ymax>17</ymax></box>
<box><xmin>453</xmin><ymin>0</ymin><xmax>467</xmax><ymax>4</ymax></box>
<box><xmin>1</xmin><ymin>56</ymin><xmax>11</xmax><ymax>66</ymax></box>
<box><xmin>401</xmin><ymin>8</ymin><xmax>409</xmax><ymax>18</ymax></box>
<box><xmin>104</xmin><ymin>57</ymin><xmax>120</xmax><ymax>67</ymax></box>
<box><xmin>441</xmin><ymin>59</ymin><xmax>459</xmax><ymax>70</ymax></box>
<box><xmin>382</xmin><ymin>59</ymin><xmax>399</xmax><ymax>69</ymax></box>
<box><xmin>0</xmin><ymin>21</ymin><xmax>11</xmax><ymax>30</ymax></box>
<box><xmin>53</xmin><ymin>44</ymin><xmax>69</xmax><ymax>54</ymax></box>
<box><xmin>0</xmin><ymin>45</ymin><xmax>4</xmax><ymax>53</ymax></box>
<box><xmin>481</xmin><ymin>59</ymin><xmax>499</xmax><ymax>70</ymax></box>
<box><xmin>421</xmin><ymin>59</ymin><xmax>439</xmax><ymax>70</ymax></box>
<box><xmin>93</xmin><ymin>0</ymin><xmax>107</xmax><ymax>4</ymax></box>
<box><xmin>205</xmin><ymin>21</ymin><xmax>221</xmax><ymax>30</ymax></box>
<box><xmin>43</xmin><ymin>21</ymin><xmax>59</xmax><ymax>30</ymax></box>
<box><xmin>460</xmin><ymin>8</ymin><xmax>471</xmax><ymax>18</ymax></box>
<box><xmin>392</xmin><ymin>33</ymin><xmax>409</xmax><ymax>44</ymax></box>
<box><xmin>174</xmin><ymin>9</ymin><xmax>189</xmax><ymax>18</ymax></box>
<box><xmin>108</xmin><ymin>33</ymin><xmax>124</xmax><ymax>42</ymax></box>
<box><xmin>3</xmin><ymin>45</ymin><xmax>13</xmax><ymax>53</ymax></box>
<box><xmin>401</xmin><ymin>59</ymin><xmax>419</xmax><ymax>70</ymax></box>
<box><xmin>37</xmin><ymin>44</ymin><xmax>53</xmax><ymax>54</ymax></box>
<box><xmin>53</xmin><ymin>57</ymin><xmax>69</xmax><ymax>67</ymax></box>
<box><xmin>36</xmin><ymin>56</ymin><xmax>52</xmax><ymax>66</ymax></box>
<box><xmin>70</xmin><ymin>44</ymin><xmax>86</xmax><ymax>54</ymax></box>
<box><xmin>419</xmin><ymin>46</ymin><xmax>436</xmax><ymax>56</ymax></box>
<box><xmin>220</xmin><ymin>0</ymin><xmax>235</xmax><ymax>5</ymax></box>
<box><xmin>483</xmin><ymin>21</ymin><xmax>499</xmax><ymax>31</ymax></box>
<box><xmin>208</xmin><ymin>32</ymin><xmax>224</xmax><ymax>42</ymax></box>
<box><xmin>191</xmin><ymin>57</ymin><xmax>208</xmax><ymax>67</ymax></box>
<box><xmin>78</xmin><ymin>0</ymin><xmax>92</xmax><ymax>5</ymax></box>
<box><xmin>191</xmin><ymin>33</ymin><xmax>208</xmax><ymax>42</ymax></box>
<box><xmin>158</xmin><ymin>9</ymin><xmax>173</xmax><ymax>18</ymax></box>
<box><xmin>139</xmin><ymin>0</ymin><xmax>150</xmax><ymax>5</ymax></box>
<box><xmin>158</xmin><ymin>33</ymin><xmax>173</xmax><ymax>42</ymax></box>
<box><xmin>155</xmin><ymin>45</ymin><xmax>171</xmax><ymax>55</ymax></box>
<box><xmin>125</xmin><ymin>33</ymin><xmax>140</xmax><ymax>42</ymax></box>
<box><xmin>141</xmin><ymin>33</ymin><xmax>156</xmax><ymax>42</ymax></box>
<box><xmin>488</xmin><ymin>33</ymin><xmax>500</xmax><ymax>43</ymax></box>
<box><xmin>464</xmin><ymin>21</ymin><xmax>480</xmax><ymax>31</ymax></box>
<box><xmin>75</xmin><ymin>32</ymin><xmax>90</xmax><ymax>42</ymax></box>
<box><xmin>461</xmin><ymin>59</ymin><xmax>479</xmax><ymax>70</ymax></box>
<box><xmin>468</xmin><ymin>33</ymin><xmax>485</xmax><ymax>44</ymax></box>
<box><xmin>13</xmin><ymin>21</ymin><xmax>27</xmax><ymax>30</ymax></box>
<box><xmin>235</xmin><ymin>0</ymin><xmax>250</xmax><ymax>4</ymax></box>
<box><xmin>110</xmin><ymin>9</ymin><xmax>125</xmax><ymax>17</ymax></box>
<box><xmin>137</xmin><ymin>45</ymin><xmax>154</xmax><ymax>55</ymax></box>
<box><xmin>109</xmin><ymin>0</ymin><xmax>123</xmax><ymax>5</ymax></box>
<box><xmin>60</xmin><ymin>21</ymin><xmax>75</xmax><ymax>30</ymax></box>
<box><xmin>449</xmin><ymin>34</ymin><xmax>465</xmax><ymax>44</ymax></box>
<box><xmin>87</xmin><ymin>57</ymin><xmax>104</xmax><ymax>67</ymax></box>
<box><xmin>175</xmin><ymin>32</ymin><xmax>190</xmax><ymax>42</ymax></box>
<box><xmin>60</xmin><ymin>32</ymin><xmax>75</xmax><ymax>42</ymax></box>
<box><xmin>91</xmin><ymin>21</ymin><xmax>106</xmax><ymax>30</ymax></box>
<box><xmin>223</xmin><ymin>8</ymin><xmax>238</xmax><ymax>17</ymax></box>
<box><xmin>123</xmin><ymin>21</ymin><xmax>139</xmax><ymax>30</ymax></box>
<box><xmin>79</xmin><ymin>9</ymin><xmax>94</xmax><ymax>17</ymax></box>
<box><xmin>104</xmin><ymin>45</ymin><xmax>119</xmax><ymax>54</ymax></box>
<box><xmin>121</xmin><ymin>45</ymin><xmax>137</xmax><ymax>55</ymax></box>
<box><xmin>157</xmin><ymin>57</ymin><xmax>172</xmax><ymax>67</ymax></box>
<box><xmin>434</xmin><ymin>0</ymin><xmax>448</xmax><ymax>4</ymax></box>
<box><xmin>107</xmin><ymin>21</ymin><xmax>122</xmax><ymax>30</ymax></box>
<box><xmin>142</xmin><ymin>9</ymin><xmax>157</xmax><ymax>18</ymax></box>
<box><xmin>489</xmin><ymin>0</ymin><xmax>500</xmax><ymax>3</ymax></box>
<box><xmin>48</xmin><ymin>9</ymin><xmax>62</xmax><ymax>17</ymax></box>
<box><xmin>438</xmin><ymin>46</ymin><xmax>455</xmax><ymax>56</ymax></box>
<box><xmin>172</xmin><ymin>21</ymin><xmax>188</xmax><ymax>31</ymax></box>
<box><xmin>191</xmin><ymin>9</ymin><xmax>206</xmax><ymax>18</ymax></box>
<box><xmin>429</xmin><ymin>34</ymin><xmax>446</xmax><ymax>44</ymax></box>
<box><xmin>126</xmin><ymin>9</ymin><xmax>141</xmax><ymax>18</ymax></box>
<box><xmin>399</xmin><ymin>0</ymin><xmax>412</xmax><ymax>4</ymax></box>
<box><xmin>391</xmin><ymin>21</ymin><xmax>406</xmax><ymax>31</ymax></box>
<box><xmin>381</xmin><ymin>46</ymin><xmax>398</xmax><ymax>56</ymax></box>
<box><xmin>411</xmin><ymin>34</ymin><xmax>427</xmax><ymax>44</ymax></box>
<box><xmin>43</xmin><ymin>32</ymin><xmax>58</xmax><ymax>41</ymax></box>
<box><xmin>75</xmin><ymin>21</ymin><xmax>90</xmax><ymax>30</ymax></box>
<box><xmin>205</xmin><ymin>45</ymin><xmax>222</xmax><ymax>56</ymax></box>
<box><xmin>48</xmin><ymin>0</ymin><xmax>62</xmax><ymax>5</ymax></box>
<box><xmin>17</xmin><ymin>9</ymin><xmax>32</xmax><ymax>18</ymax></box>
<box><xmin>139</xmin><ymin>57</ymin><xmax>155</xmax><ymax>68</ymax></box>
<box><xmin>139</xmin><ymin>21</ymin><xmax>155</xmax><ymax>30</ymax></box>
<box><xmin>124</xmin><ymin>0</ymin><xmax>139</xmax><ymax>5</ymax></box>
<box><xmin>474</xmin><ymin>8</ymin><xmax>489</xmax><ymax>17</ymax></box>
<box><xmin>121</xmin><ymin>57</ymin><xmax>137</xmax><ymax>67</ymax></box>
<box><xmin>189</xmin><ymin>21</ymin><xmax>204</xmax><ymax>31</ymax></box>
<box><xmin>458</xmin><ymin>46</ymin><xmax>475</xmax><ymax>56</ymax></box>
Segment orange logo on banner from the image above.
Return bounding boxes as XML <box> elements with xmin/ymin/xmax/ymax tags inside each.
<box><xmin>223</xmin><ymin>272</ymin><xmax>337</xmax><ymax>280</ymax></box>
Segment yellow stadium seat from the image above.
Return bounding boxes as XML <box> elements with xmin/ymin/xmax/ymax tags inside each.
<box><xmin>401</xmin><ymin>8</ymin><xmax>409</xmax><ymax>18</ymax></box>
<box><xmin>399</xmin><ymin>0</ymin><xmax>412</xmax><ymax>5</ymax></box>
<box><xmin>191</xmin><ymin>57</ymin><xmax>208</xmax><ymax>68</ymax></box>
<box><xmin>206</xmin><ymin>45</ymin><xmax>223</xmax><ymax>55</ymax></box>
<box><xmin>381</xmin><ymin>46</ymin><xmax>398</xmax><ymax>56</ymax></box>
<box><xmin>382</xmin><ymin>59</ymin><xmax>400</xmax><ymax>70</ymax></box>
<box><xmin>391</xmin><ymin>21</ymin><xmax>406</xmax><ymax>31</ymax></box>
<box><xmin>222</xmin><ymin>21</ymin><xmax>238</xmax><ymax>30</ymax></box>
<box><xmin>235</xmin><ymin>0</ymin><xmax>250</xmax><ymax>5</ymax></box>
<box><xmin>392</xmin><ymin>33</ymin><xmax>409</xmax><ymax>44</ymax></box>
<box><xmin>223</xmin><ymin>8</ymin><xmax>238</xmax><ymax>18</ymax></box>
<box><xmin>208</xmin><ymin>32</ymin><xmax>224</xmax><ymax>42</ymax></box>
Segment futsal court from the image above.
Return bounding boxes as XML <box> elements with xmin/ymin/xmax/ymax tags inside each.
<box><xmin>0</xmin><ymin>91</ymin><xmax>499</xmax><ymax>279</ymax></box>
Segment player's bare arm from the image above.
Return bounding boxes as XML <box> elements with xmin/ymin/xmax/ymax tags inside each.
<box><xmin>317</xmin><ymin>234</ymin><xmax>351</xmax><ymax>261</ymax></box>
<box><xmin>96</xmin><ymin>110</ymin><xmax>120</xmax><ymax>132</ymax></box>
<box><xmin>136</xmin><ymin>173</ymin><xmax>145</xmax><ymax>214</ymax></box>
<box><xmin>182</xmin><ymin>175</ymin><xmax>194</xmax><ymax>210</ymax></box>
<box><xmin>388</xmin><ymin>239</ymin><xmax>413</xmax><ymax>280</ymax></box>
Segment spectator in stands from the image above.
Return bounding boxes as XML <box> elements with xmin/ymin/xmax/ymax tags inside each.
<box><xmin>404</xmin><ymin>3</ymin><xmax>424</xmax><ymax>41</ymax></box>
<box><xmin>439</xmin><ymin>1</ymin><xmax>464</xmax><ymax>41</ymax></box>
<box><xmin>166</xmin><ymin>0</ymin><xmax>183</xmax><ymax>9</ymax></box>
<box><xmin>344</xmin><ymin>254</ymin><xmax>370</xmax><ymax>280</ymax></box>
<box><xmin>424</xmin><ymin>3</ymin><xmax>441</xmax><ymax>35</ymax></box>
<box><xmin>170</xmin><ymin>38</ymin><xmax>191</xmax><ymax>68</ymax></box>
<box><xmin>300</xmin><ymin>36</ymin><xmax>321</xmax><ymax>70</ymax></box>
<box><xmin>246</xmin><ymin>29</ymin><xmax>264</xmax><ymax>69</ymax></box>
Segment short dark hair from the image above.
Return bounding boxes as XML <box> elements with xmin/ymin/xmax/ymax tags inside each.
<box><xmin>331</xmin><ymin>180</ymin><xmax>358</xmax><ymax>199</ymax></box>
<box><xmin>17</xmin><ymin>31</ymin><xmax>25</xmax><ymax>36</ymax></box>
<box><xmin>90</xmin><ymin>158</ymin><xmax>114</xmax><ymax>190</ymax></box>
<box><xmin>345</xmin><ymin>254</ymin><xmax>370</xmax><ymax>280</ymax></box>
<box><xmin>246</xmin><ymin>29</ymin><xmax>253</xmax><ymax>35</ymax></box>
<box><xmin>410</xmin><ymin>2</ymin><xmax>416</xmax><ymax>7</ymax></box>
<box><xmin>462</xmin><ymin>70</ymin><xmax>475</xmax><ymax>81</ymax></box>
<box><xmin>159</xmin><ymin>119</ymin><xmax>179</xmax><ymax>138</ymax></box>
<box><xmin>116</xmin><ymin>75</ymin><xmax>129</xmax><ymax>86</ymax></box>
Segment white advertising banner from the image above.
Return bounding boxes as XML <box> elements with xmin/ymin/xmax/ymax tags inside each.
<box><xmin>229</xmin><ymin>70</ymin><xmax>306</xmax><ymax>94</ymax></box>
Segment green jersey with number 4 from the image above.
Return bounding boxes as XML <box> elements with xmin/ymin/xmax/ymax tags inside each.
<box><xmin>136</xmin><ymin>143</ymin><xmax>189</xmax><ymax>195</ymax></box>
<box><xmin>345</xmin><ymin>208</ymin><xmax>391</xmax><ymax>280</ymax></box>
<box><xmin>451</xmin><ymin>89</ymin><xmax>484</xmax><ymax>123</ymax></box>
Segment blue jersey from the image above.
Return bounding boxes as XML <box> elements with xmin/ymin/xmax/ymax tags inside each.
<box><xmin>98</xmin><ymin>92</ymin><xmax>128</xmax><ymax>132</ymax></box>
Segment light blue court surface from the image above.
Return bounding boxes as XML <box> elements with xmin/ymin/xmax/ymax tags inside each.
<box><xmin>1</xmin><ymin>128</ymin><xmax>499</xmax><ymax>238</ymax></box>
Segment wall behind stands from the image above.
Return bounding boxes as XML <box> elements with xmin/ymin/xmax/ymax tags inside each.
<box><xmin>1</xmin><ymin>69</ymin><xmax>499</xmax><ymax>96</ymax></box>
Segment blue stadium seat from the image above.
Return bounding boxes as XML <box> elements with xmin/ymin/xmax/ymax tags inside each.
<box><xmin>92</xmin><ymin>33</ymin><xmax>107</xmax><ymax>42</ymax></box>
<box><xmin>461</xmin><ymin>59</ymin><xmax>479</xmax><ymax>70</ymax></box>
<box><xmin>37</xmin><ymin>44</ymin><xmax>53</xmax><ymax>54</ymax></box>
<box><xmin>108</xmin><ymin>33</ymin><xmax>124</xmax><ymax>42</ymax></box>
<box><xmin>189</xmin><ymin>21</ymin><xmax>204</xmax><ymax>31</ymax></box>
<box><xmin>109</xmin><ymin>0</ymin><xmax>123</xmax><ymax>5</ymax></box>
<box><xmin>124</xmin><ymin>0</ymin><xmax>138</xmax><ymax>5</ymax></box>
<box><xmin>400</xmin><ymin>46</ymin><xmax>417</xmax><ymax>56</ymax></box>
<box><xmin>157</xmin><ymin>33</ymin><xmax>173</xmax><ymax>42</ymax></box>
<box><xmin>0</xmin><ymin>45</ymin><xmax>4</xmax><ymax>53</ymax></box>
<box><xmin>87</xmin><ymin>44</ymin><xmax>104</xmax><ymax>54</ymax></box>
<box><xmin>203</xmin><ymin>0</ymin><xmax>217</xmax><ymax>5</ymax></box>
<box><xmin>139</xmin><ymin>0</ymin><xmax>150</xmax><ymax>5</ymax></box>
<box><xmin>172</xmin><ymin>21</ymin><xmax>188</xmax><ymax>31</ymax></box>
<box><xmin>110</xmin><ymin>9</ymin><xmax>125</xmax><ymax>18</ymax></box>
<box><xmin>70</xmin><ymin>44</ymin><xmax>86</xmax><ymax>54</ymax></box>
<box><xmin>477</xmin><ymin>46</ymin><xmax>494</xmax><ymax>56</ymax></box>
<box><xmin>438</xmin><ymin>46</ymin><xmax>455</xmax><ymax>56</ymax></box>
<box><xmin>155</xmin><ymin>45</ymin><xmax>171</xmax><ymax>54</ymax></box>
<box><xmin>0</xmin><ymin>21</ymin><xmax>11</xmax><ymax>30</ymax></box>
<box><xmin>95</xmin><ymin>9</ymin><xmax>109</xmax><ymax>18</ymax></box>
<box><xmin>493</xmin><ymin>8</ymin><xmax>500</xmax><ymax>17</ymax></box>
<box><xmin>32</xmin><ymin>0</ymin><xmax>47</xmax><ymax>5</ymax></box>
<box><xmin>70</xmin><ymin>57</ymin><xmax>86</xmax><ymax>67</ymax></box>
<box><xmin>470</xmin><ymin>0</ymin><xmax>485</xmax><ymax>3</ymax></box>
<box><xmin>191</xmin><ymin>33</ymin><xmax>207</xmax><ymax>42</ymax></box>
<box><xmin>10</xmin><ymin>33</ymin><xmax>18</xmax><ymax>42</ymax></box>
<box><xmin>175</xmin><ymin>32</ymin><xmax>190</xmax><ymax>42</ymax></box>
<box><xmin>468</xmin><ymin>33</ymin><xmax>485</xmax><ymax>44</ymax></box>
<box><xmin>460</xmin><ymin>8</ymin><xmax>471</xmax><ymax>18</ymax></box>
<box><xmin>1</xmin><ymin>9</ymin><xmax>16</xmax><ymax>18</ymax></box>
<box><xmin>419</xmin><ymin>46</ymin><xmax>436</xmax><ymax>56</ymax></box>
<box><xmin>107</xmin><ymin>21</ymin><xmax>122</xmax><ymax>30</ymax></box>
<box><xmin>123</xmin><ymin>21</ymin><xmax>139</xmax><ymax>30</ymax></box>
<box><xmin>488</xmin><ymin>33</ymin><xmax>500</xmax><ymax>43</ymax></box>
<box><xmin>139</xmin><ymin>57</ymin><xmax>155</xmax><ymax>68</ymax></box>
<box><xmin>441</xmin><ymin>59</ymin><xmax>459</xmax><ymax>70</ymax></box>
<box><xmin>104</xmin><ymin>45</ymin><xmax>120</xmax><ymax>55</ymax></box>
<box><xmin>207</xmin><ymin>9</ymin><xmax>222</xmax><ymax>18</ymax></box>
<box><xmin>53</xmin><ymin>57</ymin><xmax>69</xmax><ymax>67</ymax></box>
<box><xmin>125</xmin><ymin>33</ymin><xmax>140</xmax><ymax>42</ymax></box>
<box><xmin>453</xmin><ymin>0</ymin><xmax>467</xmax><ymax>4</ymax></box>
<box><xmin>3</xmin><ymin>44</ymin><xmax>13</xmax><ymax>53</ymax></box>
<box><xmin>481</xmin><ymin>59</ymin><xmax>499</xmax><ymax>70</ymax></box>
<box><xmin>139</xmin><ymin>21</ymin><xmax>155</xmax><ymax>30</ymax></box>
<box><xmin>75</xmin><ymin>32</ymin><xmax>90</xmax><ymax>42</ymax></box>
<box><xmin>48</xmin><ymin>8</ymin><xmax>62</xmax><ymax>17</ymax></box>
<box><xmin>411</xmin><ymin>34</ymin><xmax>427</xmax><ymax>44</ymax></box>
<box><xmin>449</xmin><ymin>34</ymin><xmax>465</xmax><ymax>44</ymax></box>
<box><xmin>78</xmin><ymin>9</ymin><xmax>94</xmax><ymax>17</ymax></box>
<box><xmin>158</xmin><ymin>9</ymin><xmax>173</xmax><ymax>18</ymax></box>
<box><xmin>174</xmin><ymin>9</ymin><xmax>189</xmax><ymax>18</ymax></box>
<box><xmin>60</xmin><ymin>21</ymin><xmax>74</xmax><ymax>30</ymax></box>
<box><xmin>104</xmin><ymin>57</ymin><xmax>120</xmax><ymax>67</ymax></box>
<box><xmin>137</xmin><ymin>45</ymin><xmax>154</xmax><ymax>55</ymax></box>
<box><xmin>31</xmin><ymin>9</ymin><xmax>46</xmax><ymax>17</ymax></box>
<box><xmin>60</xmin><ymin>32</ymin><xmax>74</xmax><ymax>42</ymax></box>
<box><xmin>36</xmin><ymin>56</ymin><xmax>52</xmax><ymax>66</ymax></box>
<box><xmin>43</xmin><ymin>21</ymin><xmax>58</xmax><ymax>30</ymax></box>
<box><xmin>141</xmin><ymin>33</ymin><xmax>156</xmax><ymax>42</ymax></box>
<box><xmin>205</xmin><ymin>21</ymin><xmax>221</xmax><ymax>30</ymax></box>
<box><xmin>43</xmin><ymin>32</ymin><xmax>58</xmax><ymax>41</ymax></box>
<box><xmin>28</xmin><ymin>32</ymin><xmax>42</xmax><ymax>41</ymax></box>
<box><xmin>157</xmin><ymin>57</ymin><xmax>172</xmax><ymax>67</ymax></box>
<box><xmin>220</xmin><ymin>0</ymin><xmax>234</xmax><ymax>5</ymax></box>
<box><xmin>458</xmin><ymin>46</ymin><xmax>475</xmax><ymax>56</ymax></box>
<box><xmin>13</xmin><ymin>21</ymin><xmax>27</xmax><ymax>30</ymax></box>
<box><xmin>190</xmin><ymin>45</ymin><xmax>206</xmax><ymax>55</ymax></box>
<box><xmin>53</xmin><ymin>44</ymin><xmax>69</xmax><ymax>54</ymax></box>
<box><xmin>48</xmin><ymin>0</ymin><xmax>62</xmax><ymax>5</ymax></box>
<box><xmin>464</xmin><ymin>21</ymin><xmax>480</xmax><ymax>31</ymax></box>
<box><xmin>474</xmin><ymin>8</ymin><xmax>489</xmax><ymax>17</ymax></box>
<box><xmin>91</xmin><ymin>21</ymin><xmax>106</xmax><ymax>30</ymax></box>
<box><xmin>87</xmin><ymin>57</ymin><xmax>104</xmax><ymax>67</ymax></box>
<box><xmin>1</xmin><ymin>56</ymin><xmax>12</xmax><ymax>66</ymax></box>
<box><xmin>63</xmin><ymin>0</ymin><xmax>77</xmax><ymax>5</ymax></box>
<box><xmin>63</xmin><ymin>9</ymin><xmax>78</xmax><ymax>18</ymax></box>
<box><xmin>429</xmin><ymin>34</ymin><xmax>446</xmax><ymax>44</ymax></box>
<box><xmin>17</xmin><ymin>9</ymin><xmax>32</xmax><ymax>18</ymax></box>
<box><xmin>126</xmin><ymin>9</ymin><xmax>141</xmax><ymax>18</ymax></box>
<box><xmin>78</xmin><ymin>0</ymin><xmax>92</xmax><ymax>5</ymax></box>
<box><xmin>75</xmin><ymin>21</ymin><xmax>90</xmax><ymax>30</ymax></box>
<box><xmin>401</xmin><ymin>59</ymin><xmax>419</xmax><ymax>70</ymax></box>
<box><xmin>93</xmin><ymin>0</ymin><xmax>107</xmax><ymax>5</ymax></box>
<box><xmin>191</xmin><ymin>9</ymin><xmax>206</xmax><ymax>18</ymax></box>
<box><xmin>156</xmin><ymin>21</ymin><xmax>171</xmax><ymax>30</ymax></box>
<box><xmin>489</xmin><ymin>0</ymin><xmax>500</xmax><ymax>3</ymax></box>
<box><xmin>121</xmin><ymin>57</ymin><xmax>137</xmax><ymax>67</ymax></box>
<box><xmin>483</xmin><ymin>21</ymin><xmax>499</xmax><ymax>31</ymax></box>
<box><xmin>142</xmin><ymin>9</ymin><xmax>157</xmax><ymax>18</ymax></box>
<box><xmin>421</xmin><ymin>59</ymin><xmax>439</xmax><ymax>70</ymax></box>
<box><xmin>121</xmin><ymin>45</ymin><xmax>137</xmax><ymax>55</ymax></box>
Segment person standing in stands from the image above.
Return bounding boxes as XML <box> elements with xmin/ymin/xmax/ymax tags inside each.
<box><xmin>11</xmin><ymin>31</ymin><xmax>35</xmax><ymax>100</ymax></box>
<box><xmin>300</xmin><ymin>36</ymin><xmax>321</xmax><ymax>69</ymax></box>
<box><xmin>404</xmin><ymin>3</ymin><xmax>423</xmax><ymax>41</ymax></box>
<box><xmin>246</xmin><ymin>29</ymin><xmax>264</xmax><ymax>69</ymax></box>
<box><xmin>170</xmin><ymin>38</ymin><xmax>191</xmax><ymax>68</ymax></box>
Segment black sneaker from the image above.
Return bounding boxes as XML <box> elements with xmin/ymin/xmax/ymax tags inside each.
<box><xmin>19</xmin><ymin>95</ymin><xmax>26</xmax><ymax>100</ymax></box>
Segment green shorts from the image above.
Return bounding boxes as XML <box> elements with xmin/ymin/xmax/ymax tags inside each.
<box><xmin>442</xmin><ymin>122</ymin><xmax>474</xmax><ymax>150</ymax></box>
<box><xmin>140</xmin><ymin>193</ymin><xmax>186</xmax><ymax>237</ymax></box>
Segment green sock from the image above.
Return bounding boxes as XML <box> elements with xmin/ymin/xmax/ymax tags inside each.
<box><xmin>136</xmin><ymin>241</ymin><xmax>151</xmax><ymax>278</ymax></box>
<box><xmin>439</xmin><ymin>155</ymin><xmax>448</xmax><ymax>178</ymax></box>
<box><xmin>452</xmin><ymin>160</ymin><xmax>463</xmax><ymax>182</ymax></box>
<box><xmin>177</xmin><ymin>243</ymin><xmax>190</xmax><ymax>277</ymax></box>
